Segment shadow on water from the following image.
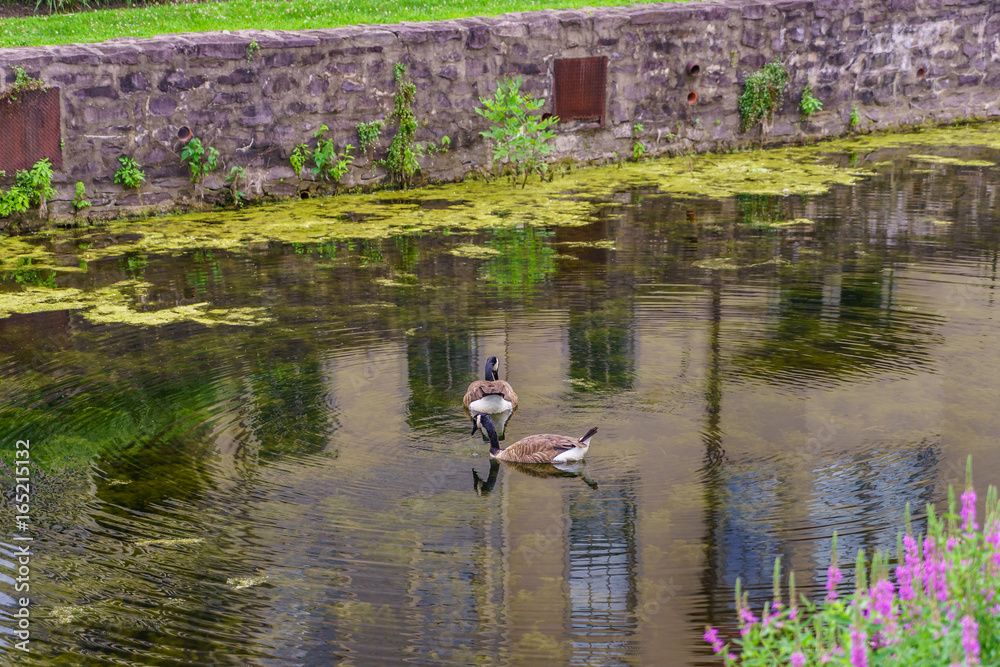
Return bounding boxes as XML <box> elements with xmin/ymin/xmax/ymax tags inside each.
<box><xmin>2</xmin><ymin>138</ymin><xmax>1000</xmax><ymax>663</ymax></box>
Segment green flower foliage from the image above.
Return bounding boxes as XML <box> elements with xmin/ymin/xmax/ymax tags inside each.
<box><xmin>706</xmin><ymin>458</ymin><xmax>1000</xmax><ymax>666</ymax></box>
<box><xmin>738</xmin><ymin>59</ymin><xmax>789</xmax><ymax>133</ymax></box>
<box><xmin>476</xmin><ymin>76</ymin><xmax>559</xmax><ymax>188</ymax></box>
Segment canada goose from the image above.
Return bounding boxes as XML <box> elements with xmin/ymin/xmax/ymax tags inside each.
<box><xmin>471</xmin><ymin>413</ymin><xmax>597</xmax><ymax>463</ymax></box>
<box><xmin>463</xmin><ymin>356</ymin><xmax>518</xmax><ymax>414</ymax></box>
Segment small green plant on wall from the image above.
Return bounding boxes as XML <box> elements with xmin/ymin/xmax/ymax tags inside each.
<box><xmin>225</xmin><ymin>166</ymin><xmax>248</xmax><ymax>206</ymax></box>
<box><xmin>291</xmin><ymin>125</ymin><xmax>355</xmax><ymax>190</ymax></box>
<box><xmin>356</xmin><ymin>119</ymin><xmax>384</xmax><ymax>163</ymax></box>
<box><xmin>476</xmin><ymin>76</ymin><xmax>559</xmax><ymax>188</ymax></box>
<box><xmin>114</xmin><ymin>156</ymin><xmax>146</xmax><ymax>204</ymax></box>
<box><xmin>312</xmin><ymin>125</ymin><xmax>354</xmax><ymax>187</ymax></box>
<box><xmin>425</xmin><ymin>135</ymin><xmax>451</xmax><ymax>155</ymax></box>
<box><xmin>19</xmin><ymin>158</ymin><xmax>56</xmax><ymax>214</ymax></box>
<box><xmin>631</xmin><ymin>122</ymin><xmax>647</xmax><ymax>161</ymax></box>
<box><xmin>180</xmin><ymin>137</ymin><xmax>220</xmax><ymax>185</ymax></box>
<box><xmin>73</xmin><ymin>182</ymin><xmax>91</xmax><ymax>212</ymax></box>
<box><xmin>290</xmin><ymin>141</ymin><xmax>309</xmax><ymax>177</ymax></box>
<box><xmin>1</xmin><ymin>66</ymin><xmax>46</xmax><ymax>104</ymax></box>
<box><xmin>246</xmin><ymin>39</ymin><xmax>260</xmax><ymax>65</ymax></box>
<box><xmin>381</xmin><ymin>63</ymin><xmax>420</xmax><ymax>188</ymax></box>
<box><xmin>850</xmin><ymin>104</ymin><xmax>861</xmax><ymax>130</ymax></box>
<box><xmin>799</xmin><ymin>84</ymin><xmax>823</xmax><ymax>120</ymax></box>
<box><xmin>0</xmin><ymin>159</ymin><xmax>56</xmax><ymax>221</ymax></box>
<box><xmin>738</xmin><ymin>59</ymin><xmax>788</xmax><ymax>133</ymax></box>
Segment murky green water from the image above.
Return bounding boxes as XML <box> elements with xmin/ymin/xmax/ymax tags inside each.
<box><xmin>2</xmin><ymin>127</ymin><xmax>1000</xmax><ymax>665</ymax></box>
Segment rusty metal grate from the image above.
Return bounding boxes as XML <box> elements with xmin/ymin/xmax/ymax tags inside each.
<box><xmin>554</xmin><ymin>57</ymin><xmax>607</xmax><ymax>126</ymax></box>
<box><xmin>0</xmin><ymin>87</ymin><xmax>62</xmax><ymax>173</ymax></box>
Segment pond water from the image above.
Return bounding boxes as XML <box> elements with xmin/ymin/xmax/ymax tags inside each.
<box><xmin>2</xmin><ymin>126</ymin><xmax>1000</xmax><ymax>665</ymax></box>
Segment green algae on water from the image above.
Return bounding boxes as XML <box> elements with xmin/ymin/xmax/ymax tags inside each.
<box><xmin>557</xmin><ymin>240</ymin><xmax>617</xmax><ymax>249</ymax></box>
<box><xmin>0</xmin><ymin>280</ymin><xmax>273</xmax><ymax>327</ymax></box>
<box><xmin>448</xmin><ymin>244</ymin><xmax>501</xmax><ymax>258</ymax></box>
<box><xmin>227</xmin><ymin>574</ymin><xmax>269</xmax><ymax>590</ymax></box>
<box><xmin>694</xmin><ymin>257</ymin><xmax>789</xmax><ymax>270</ymax></box>
<box><xmin>134</xmin><ymin>537</ymin><xmax>204</xmax><ymax>547</ymax></box>
<box><xmin>908</xmin><ymin>154</ymin><xmax>995</xmax><ymax>167</ymax></box>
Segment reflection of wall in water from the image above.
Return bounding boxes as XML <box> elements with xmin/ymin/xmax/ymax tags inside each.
<box><xmin>406</xmin><ymin>325</ymin><xmax>474</xmax><ymax>428</ymax></box>
<box><xmin>568</xmin><ymin>297</ymin><xmax>636</xmax><ymax>394</ymax></box>
<box><xmin>566</xmin><ymin>484</ymin><xmax>640</xmax><ymax>665</ymax></box>
<box><xmin>700</xmin><ymin>443</ymin><xmax>939</xmax><ymax>618</ymax></box>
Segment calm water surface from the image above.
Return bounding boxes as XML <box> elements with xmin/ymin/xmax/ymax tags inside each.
<box><xmin>2</xmin><ymin>136</ymin><xmax>1000</xmax><ymax>665</ymax></box>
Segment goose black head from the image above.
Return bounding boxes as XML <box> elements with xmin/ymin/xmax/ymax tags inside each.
<box><xmin>485</xmin><ymin>355</ymin><xmax>499</xmax><ymax>381</ymax></box>
<box><xmin>471</xmin><ymin>413</ymin><xmax>500</xmax><ymax>453</ymax></box>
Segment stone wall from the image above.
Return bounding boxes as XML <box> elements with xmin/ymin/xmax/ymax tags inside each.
<box><xmin>1</xmin><ymin>0</ymin><xmax>999</xmax><ymax>219</ymax></box>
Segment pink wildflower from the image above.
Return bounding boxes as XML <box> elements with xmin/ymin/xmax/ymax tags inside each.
<box><xmin>703</xmin><ymin>626</ymin><xmax>724</xmax><ymax>653</ymax></box>
<box><xmin>791</xmin><ymin>651</ymin><xmax>806</xmax><ymax>667</ymax></box>
<box><xmin>962</xmin><ymin>615</ymin><xmax>980</xmax><ymax>665</ymax></box>
<box><xmin>850</xmin><ymin>628</ymin><xmax>869</xmax><ymax>667</ymax></box>
<box><xmin>738</xmin><ymin>606</ymin><xmax>758</xmax><ymax>637</ymax></box>
<box><xmin>896</xmin><ymin>563</ymin><xmax>914</xmax><ymax>602</ymax></box>
<box><xmin>961</xmin><ymin>488</ymin><xmax>978</xmax><ymax>533</ymax></box>
<box><xmin>871</xmin><ymin>579</ymin><xmax>895</xmax><ymax>619</ymax></box>
<box><xmin>827</xmin><ymin>564</ymin><xmax>843</xmax><ymax>602</ymax></box>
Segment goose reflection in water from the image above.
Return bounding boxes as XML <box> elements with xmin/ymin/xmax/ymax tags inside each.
<box><xmin>473</xmin><ymin>459</ymin><xmax>599</xmax><ymax>495</ymax></box>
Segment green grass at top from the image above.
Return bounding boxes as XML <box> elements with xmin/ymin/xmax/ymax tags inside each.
<box><xmin>0</xmin><ymin>0</ymin><xmax>681</xmax><ymax>49</ymax></box>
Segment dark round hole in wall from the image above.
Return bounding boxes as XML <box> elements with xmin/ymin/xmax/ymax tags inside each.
<box><xmin>300</xmin><ymin>191</ymin><xmax>310</xmax><ymax>199</ymax></box>
<box><xmin>177</xmin><ymin>126</ymin><xmax>192</xmax><ymax>142</ymax></box>
<box><xmin>541</xmin><ymin>112</ymin><xmax>552</xmax><ymax>121</ymax></box>
<box><xmin>687</xmin><ymin>91</ymin><xmax>698</xmax><ymax>104</ymax></box>
<box><xmin>686</xmin><ymin>62</ymin><xmax>701</xmax><ymax>76</ymax></box>
<box><xmin>917</xmin><ymin>67</ymin><xmax>926</xmax><ymax>79</ymax></box>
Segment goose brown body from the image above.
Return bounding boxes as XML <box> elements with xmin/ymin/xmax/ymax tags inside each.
<box><xmin>463</xmin><ymin>356</ymin><xmax>518</xmax><ymax>413</ymax></box>
<box><xmin>462</xmin><ymin>380</ymin><xmax>518</xmax><ymax>411</ymax></box>
<box><xmin>472</xmin><ymin>414</ymin><xmax>597</xmax><ymax>464</ymax></box>
<box><xmin>492</xmin><ymin>434</ymin><xmax>587</xmax><ymax>463</ymax></box>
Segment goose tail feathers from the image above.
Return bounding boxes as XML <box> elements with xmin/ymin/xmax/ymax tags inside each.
<box><xmin>579</xmin><ymin>427</ymin><xmax>598</xmax><ymax>445</ymax></box>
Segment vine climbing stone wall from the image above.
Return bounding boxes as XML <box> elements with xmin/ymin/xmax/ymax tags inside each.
<box><xmin>0</xmin><ymin>0</ymin><xmax>999</xmax><ymax>219</ymax></box>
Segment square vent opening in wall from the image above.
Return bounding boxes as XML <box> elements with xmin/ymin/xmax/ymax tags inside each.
<box><xmin>554</xmin><ymin>57</ymin><xmax>607</xmax><ymax>126</ymax></box>
<box><xmin>0</xmin><ymin>88</ymin><xmax>62</xmax><ymax>173</ymax></box>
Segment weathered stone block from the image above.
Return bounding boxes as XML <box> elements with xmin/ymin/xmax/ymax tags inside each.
<box><xmin>741</xmin><ymin>4</ymin><xmax>767</xmax><ymax>19</ymax></box>
<box><xmin>197</xmin><ymin>39</ymin><xmax>248</xmax><ymax>60</ymax></box>
<box><xmin>217</xmin><ymin>69</ymin><xmax>256</xmax><ymax>86</ymax></box>
<box><xmin>149</xmin><ymin>97</ymin><xmax>178</xmax><ymax>116</ymax></box>
<box><xmin>212</xmin><ymin>92</ymin><xmax>249</xmax><ymax>104</ymax></box>
<box><xmin>77</xmin><ymin>85</ymin><xmax>117</xmax><ymax>99</ymax></box>
<box><xmin>159</xmin><ymin>71</ymin><xmax>207</xmax><ymax>91</ymax></box>
<box><xmin>306</xmin><ymin>77</ymin><xmax>330</xmax><ymax>95</ymax></box>
<box><xmin>265</xmin><ymin>75</ymin><xmax>297</xmax><ymax>96</ymax></box>
<box><xmin>119</xmin><ymin>72</ymin><xmax>150</xmax><ymax>93</ymax></box>
<box><xmin>241</xmin><ymin>103</ymin><xmax>275</xmax><ymax>126</ymax></box>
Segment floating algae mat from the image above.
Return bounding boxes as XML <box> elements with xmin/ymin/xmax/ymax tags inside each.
<box><xmin>0</xmin><ymin>280</ymin><xmax>273</xmax><ymax>326</ymax></box>
<box><xmin>3</xmin><ymin>122</ymin><xmax>1000</xmax><ymax>325</ymax></box>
